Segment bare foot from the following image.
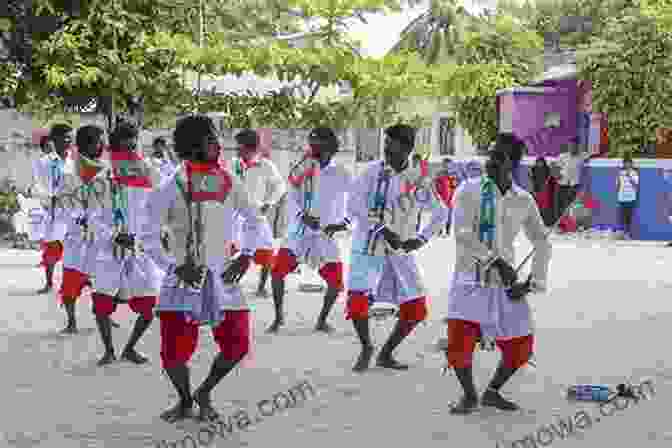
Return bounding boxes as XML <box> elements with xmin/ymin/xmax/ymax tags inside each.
<box><xmin>160</xmin><ymin>402</ymin><xmax>194</xmax><ymax>423</ymax></box>
<box><xmin>37</xmin><ymin>285</ymin><xmax>52</xmax><ymax>295</ymax></box>
<box><xmin>376</xmin><ymin>355</ymin><xmax>409</xmax><ymax>370</ymax></box>
<box><xmin>314</xmin><ymin>321</ymin><xmax>335</xmax><ymax>333</ymax></box>
<box><xmin>450</xmin><ymin>395</ymin><xmax>479</xmax><ymax>415</ymax></box>
<box><xmin>265</xmin><ymin>319</ymin><xmax>284</xmax><ymax>333</ymax></box>
<box><xmin>194</xmin><ymin>390</ymin><xmax>220</xmax><ymax>422</ymax></box>
<box><xmin>121</xmin><ymin>349</ymin><xmax>149</xmax><ymax>364</ymax></box>
<box><xmin>97</xmin><ymin>352</ymin><xmax>117</xmax><ymax>366</ymax></box>
<box><xmin>60</xmin><ymin>325</ymin><xmax>78</xmax><ymax>334</ymax></box>
<box><xmin>352</xmin><ymin>345</ymin><xmax>374</xmax><ymax>373</ymax></box>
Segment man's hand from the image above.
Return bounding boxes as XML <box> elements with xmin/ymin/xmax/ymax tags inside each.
<box><xmin>301</xmin><ymin>213</ymin><xmax>320</xmax><ymax>231</ymax></box>
<box><xmin>401</xmin><ymin>238</ymin><xmax>425</xmax><ymax>253</ymax></box>
<box><xmin>323</xmin><ymin>223</ymin><xmax>347</xmax><ymax>238</ymax></box>
<box><xmin>377</xmin><ymin>226</ymin><xmax>402</xmax><ymax>251</ymax></box>
<box><xmin>160</xmin><ymin>230</ymin><xmax>171</xmax><ymax>252</ymax></box>
<box><xmin>221</xmin><ymin>254</ymin><xmax>252</xmax><ymax>284</ymax></box>
<box><xmin>260</xmin><ymin>204</ymin><xmax>271</xmax><ymax>215</ymax></box>
<box><xmin>75</xmin><ymin>216</ymin><xmax>88</xmax><ymax>230</ymax></box>
<box><xmin>175</xmin><ymin>262</ymin><xmax>205</xmax><ymax>288</ymax></box>
<box><xmin>113</xmin><ymin>232</ymin><xmax>135</xmax><ymax>251</ymax></box>
<box><xmin>506</xmin><ymin>274</ymin><xmax>533</xmax><ymax>302</ymax></box>
<box><xmin>491</xmin><ymin>257</ymin><xmax>518</xmax><ymax>287</ymax></box>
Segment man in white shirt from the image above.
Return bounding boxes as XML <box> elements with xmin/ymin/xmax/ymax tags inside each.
<box><xmin>267</xmin><ymin>127</ymin><xmax>352</xmax><ymax>334</ymax></box>
<box><xmin>346</xmin><ymin>124</ymin><xmax>449</xmax><ymax>372</ymax></box>
<box><xmin>28</xmin><ymin>136</ymin><xmax>54</xmax><ymax>245</ymax></box>
<box><xmin>32</xmin><ymin>124</ymin><xmax>73</xmax><ymax>293</ymax></box>
<box><xmin>557</xmin><ymin>139</ymin><xmax>592</xmax><ymax>220</ymax></box>
<box><xmin>230</xmin><ymin>130</ymin><xmax>286</xmax><ymax>298</ymax></box>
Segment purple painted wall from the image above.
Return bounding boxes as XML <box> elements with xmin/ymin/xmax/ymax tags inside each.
<box><xmin>500</xmin><ymin>79</ymin><xmax>578</xmax><ymax>158</ymax></box>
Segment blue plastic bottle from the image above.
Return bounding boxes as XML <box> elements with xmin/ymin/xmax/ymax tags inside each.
<box><xmin>567</xmin><ymin>385</ymin><xmax>611</xmax><ymax>402</ymax></box>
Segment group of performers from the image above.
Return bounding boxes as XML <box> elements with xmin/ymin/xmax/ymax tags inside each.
<box><xmin>27</xmin><ymin>116</ymin><xmax>550</xmax><ymax>419</ymax></box>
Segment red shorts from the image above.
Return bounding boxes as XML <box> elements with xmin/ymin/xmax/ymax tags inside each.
<box><xmin>91</xmin><ymin>292</ymin><xmax>156</xmax><ymax>321</ymax></box>
<box><xmin>271</xmin><ymin>248</ymin><xmax>344</xmax><ymax>291</ymax></box>
<box><xmin>159</xmin><ymin>310</ymin><xmax>250</xmax><ymax>369</ymax></box>
<box><xmin>59</xmin><ymin>268</ymin><xmax>91</xmax><ymax>304</ymax></box>
<box><xmin>253</xmin><ymin>248</ymin><xmax>274</xmax><ymax>267</ymax></box>
<box><xmin>228</xmin><ymin>243</ymin><xmax>274</xmax><ymax>267</ymax></box>
<box><xmin>444</xmin><ymin>319</ymin><xmax>534</xmax><ymax>369</ymax></box>
<box><xmin>346</xmin><ymin>292</ymin><xmax>428</xmax><ymax>321</ymax></box>
<box><xmin>40</xmin><ymin>240</ymin><xmax>63</xmax><ymax>266</ymax></box>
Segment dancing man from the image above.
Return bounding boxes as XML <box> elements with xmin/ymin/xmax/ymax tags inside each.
<box><xmin>55</xmin><ymin>125</ymin><xmax>110</xmax><ymax>333</ymax></box>
<box><xmin>90</xmin><ymin>121</ymin><xmax>162</xmax><ymax>365</ymax></box>
<box><xmin>267</xmin><ymin>127</ymin><xmax>352</xmax><ymax>334</ymax></box>
<box><xmin>147</xmin><ymin>115</ymin><xmax>262</xmax><ymax>423</ymax></box>
<box><xmin>28</xmin><ymin>136</ymin><xmax>54</xmax><ymax>247</ymax></box>
<box><xmin>31</xmin><ymin>124</ymin><xmax>72</xmax><ymax>294</ymax></box>
<box><xmin>444</xmin><ymin>138</ymin><xmax>551</xmax><ymax>414</ymax></box>
<box><xmin>230</xmin><ymin>129</ymin><xmax>286</xmax><ymax>298</ymax></box>
<box><xmin>346</xmin><ymin>124</ymin><xmax>449</xmax><ymax>372</ymax></box>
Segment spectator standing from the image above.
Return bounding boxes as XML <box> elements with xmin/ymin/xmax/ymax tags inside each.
<box><xmin>557</xmin><ymin>139</ymin><xmax>592</xmax><ymax>217</ymax></box>
<box><xmin>616</xmin><ymin>153</ymin><xmax>639</xmax><ymax>239</ymax></box>
<box><xmin>529</xmin><ymin>157</ymin><xmax>558</xmax><ymax>227</ymax></box>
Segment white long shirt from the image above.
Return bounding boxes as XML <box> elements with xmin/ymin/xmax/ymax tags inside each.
<box><xmin>30</xmin><ymin>153</ymin><xmax>71</xmax><ymax>241</ymax></box>
<box><xmin>286</xmin><ymin>158</ymin><xmax>352</xmax><ymax>241</ymax></box>
<box><xmin>230</xmin><ymin>156</ymin><xmax>286</xmax><ymax>208</ymax></box>
<box><xmin>347</xmin><ymin>161</ymin><xmax>449</xmax><ymax>256</ymax></box>
<box><xmin>144</xmin><ymin>163</ymin><xmax>264</xmax><ymax>272</ymax></box>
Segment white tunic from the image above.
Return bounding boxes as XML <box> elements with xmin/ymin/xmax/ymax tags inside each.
<box><xmin>58</xmin><ymin>165</ymin><xmax>109</xmax><ymax>275</ymax></box>
<box><xmin>87</xmin><ymin>157</ymin><xmax>164</xmax><ymax>299</ymax></box>
<box><xmin>231</xmin><ymin>157</ymin><xmax>286</xmax><ymax>249</ymax></box>
<box><xmin>30</xmin><ymin>154</ymin><xmax>71</xmax><ymax>242</ymax></box>
<box><xmin>347</xmin><ymin>161</ymin><xmax>449</xmax><ymax>304</ymax></box>
<box><xmin>285</xmin><ymin>159</ymin><xmax>352</xmax><ymax>269</ymax></box>
<box><xmin>446</xmin><ymin>180</ymin><xmax>551</xmax><ymax>339</ymax></box>
<box><xmin>146</xmin><ymin>164</ymin><xmax>264</xmax><ymax>311</ymax></box>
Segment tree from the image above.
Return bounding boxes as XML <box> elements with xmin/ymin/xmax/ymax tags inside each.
<box><xmin>495</xmin><ymin>0</ymin><xmax>637</xmax><ymax>49</ymax></box>
<box><xmin>391</xmin><ymin>0</ymin><xmax>467</xmax><ymax>65</ymax></box>
<box><xmin>452</xmin><ymin>13</ymin><xmax>543</xmax><ymax>147</ymax></box>
<box><xmin>575</xmin><ymin>7</ymin><xmax>672</xmax><ymax>156</ymax></box>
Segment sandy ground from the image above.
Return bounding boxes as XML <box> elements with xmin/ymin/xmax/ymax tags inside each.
<box><xmin>1</xmin><ymin>235</ymin><xmax>672</xmax><ymax>448</ymax></box>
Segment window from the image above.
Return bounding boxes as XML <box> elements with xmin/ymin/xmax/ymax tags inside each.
<box><xmin>544</xmin><ymin>112</ymin><xmax>561</xmax><ymax>129</ymax></box>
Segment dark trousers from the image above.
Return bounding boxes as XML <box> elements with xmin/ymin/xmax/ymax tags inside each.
<box><xmin>620</xmin><ymin>202</ymin><xmax>636</xmax><ymax>235</ymax></box>
<box><xmin>558</xmin><ymin>185</ymin><xmax>578</xmax><ymax>218</ymax></box>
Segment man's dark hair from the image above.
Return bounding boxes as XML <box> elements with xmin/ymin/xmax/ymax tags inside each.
<box><xmin>109</xmin><ymin>120</ymin><xmax>138</xmax><ymax>147</ymax></box>
<box><xmin>309</xmin><ymin>127</ymin><xmax>338</xmax><ymax>145</ymax></box>
<box><xmin>39</xmin><ymin>135</ymin><xmax>50</xmax><ymax>151</ymax></box>
<box><xmin>495</xmin><ymin>132</ymin><xmax>526</xmax><ymax>164</ymax></box>
<box><xmin>385</xmin><ymin>124</ymin><xmax>416</xmax><ymax>148</ymax></box>
<box><xmin>153</xmin><ymin>137</ymin><xmax>167</xmax><ymax>147</ymax></box>
<box><xmin>173</xmin><ymin>115</ymin><xmax>216</xmax><ymax>160</ymax></box>
<box><xmin>235</xmin><ymin>129</ymin><xmax>259</xmax><ymax>147</ymax></box>
<box><xmin>76</xmin><ymin>125</ymin><xmax>105</xmax><ymax>154</ymax></box>
<box><xmin>49</xmin><ymin>123</ymin><xmax>72</xmax><ymax>138</ymax></box>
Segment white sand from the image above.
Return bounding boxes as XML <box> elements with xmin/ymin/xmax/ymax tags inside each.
<box><xmin>1</xmin><ymin>236</ymin><xmax>671</xmax><ymax>447</ymax></box>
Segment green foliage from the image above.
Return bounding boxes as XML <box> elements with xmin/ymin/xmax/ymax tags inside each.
<box><xmin>576</xmin><ymin>10</ymin><xmax>672</xmax><ymax>156</ymax></box>
<box><xmin>453</xmin><ymin>13</ymin><xmax>543</xmax><ymax>147</ymax></box>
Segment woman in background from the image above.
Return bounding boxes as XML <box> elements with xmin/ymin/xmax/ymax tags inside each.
<box><xmin>529</xmin><ymin>157</ymin><xmax>558</xmax><ymax>227</ymax></box>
